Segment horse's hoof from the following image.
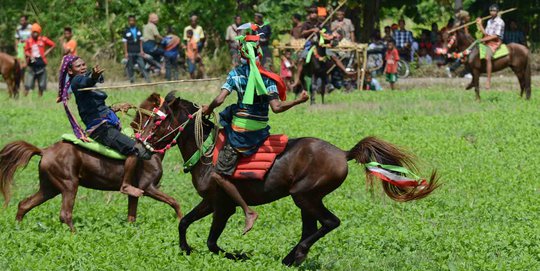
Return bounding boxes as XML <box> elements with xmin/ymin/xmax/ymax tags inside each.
<box><xmin>180</xmin><ymin>244</ymin><xmax>193</xmax><ymax>255</ymax></box>
<box><xmin>225</xmin><ymin>252</ymin><xmax>249</xmax><ymax>261</ymax></box>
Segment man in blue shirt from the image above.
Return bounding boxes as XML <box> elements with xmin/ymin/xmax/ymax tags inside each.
<box><xmin>122</xmin><ymin>15</ymin><xmax>150</xmax><ymax>83</ymax></box>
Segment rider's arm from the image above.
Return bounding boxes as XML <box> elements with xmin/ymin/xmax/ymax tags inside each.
<box><xmin>204</xmin><ymin>89</ymin><xmax>230</xmax><ymax>115</ymax></box>
<box><xmin>269</xmin><ymin>91</ymin><xmax>308</xmax><ymax>114</ymax></box>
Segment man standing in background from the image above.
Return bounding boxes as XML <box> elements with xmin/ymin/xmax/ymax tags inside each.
<box><xmin>123</xmin><ymin>15</ymin><xmax>151</xmax><ymax>83</ymax></box>
<box><xmin>254</xmin><ymin>13</ymin><xmax>272</xmax><ymax>69</ymax></box>
<box><xmin>142</xmin><ymin>13</ymin><xmax>163</xmax><ymax>73</ymax></box>
<box><xmin>225</xmin><ymin>15</ymin><xmax>242</xmax><ymax>67</ymax></box>
<box><xmin>183</xmin><ymin>15</ymin><xmax>205</xmax><ymax>53</ymax></box>
<box><xmin>331</xmin><ymin>10</ymin><xmax>355</xmax><ymax>42</ymax></box>
<box><xmin>24</xmin><ymin>23</ymin><xmax>55</xmax><ymax>97</ymax></box>
<box><xmin>14</xmin><ymin>15</ymin><xmax>32</xmax><ymax>72</ymax></box>
<box><xmin>61</xmin><ymin>27</ymin><xmax>77</xmax><ymax>56</ymax></box>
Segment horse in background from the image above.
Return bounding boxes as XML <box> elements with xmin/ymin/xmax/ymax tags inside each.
<box><xmin>0</xmin><ymin>52</ymin><xmax>22</xmax><ymax>98</ymax></box>
<box><xmin>442</xmin><ymin>29</ymin><xmax>531</xmax><ymax>100</ymax></box>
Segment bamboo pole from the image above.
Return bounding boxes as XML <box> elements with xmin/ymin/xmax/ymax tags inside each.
<box><xmin>360</xmin><ymin>47</ymin><xmax>367</xmax><ymax>90</ymax></box>
<box><xmin>448</xmin><ymin>8</ymin><xmax>517</xmax><ymax>33</ymax></box>
<box><xmin>78</xmin><ymin>77</ymin><xmax>221</xmax><ymax>91</ymax></box>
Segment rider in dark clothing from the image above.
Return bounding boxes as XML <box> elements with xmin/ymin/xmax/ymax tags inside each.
<box><xmin>58</xmin><ymin>55</ymin><xmax>151</xmax><ymax>197</ymax></box>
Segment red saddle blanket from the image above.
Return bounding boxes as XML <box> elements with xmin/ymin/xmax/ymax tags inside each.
<box><xmin>212</xmin><ymin>131</ymin><xmax>288</xmax><ymax>180</ymax></box>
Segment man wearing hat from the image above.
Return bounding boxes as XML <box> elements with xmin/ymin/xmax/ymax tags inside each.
<box><xmin>24</xmin><ymin>23</ymin><xmax>55</xmax><ymax>97</ymax></box>
<box><xmin>476</xmin><ymin>4</ymin><xmax>505</xmax><ymax>89</ymax></box>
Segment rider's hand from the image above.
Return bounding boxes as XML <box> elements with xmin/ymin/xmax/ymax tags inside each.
<box><xmin>139</xmin><ymin>52</ymin><xmax>145</xmax><ymax>57</ymax></box>
<box><xmin>296</xmin><ymin>91</ymin><xmax>309</xmax><ymax>103</ymax></box>
<box><xmin>91</xmin><ymin>65</ymin><xmax>105</xmax><ymax>80</ymax></box>
<box><xmin>201</xmin><ymin>105</ymin><xmax>212</xmax><ymax>116</ymax></box>
<box><xmin>56</xmin><ymin>96</ymin><xmax>62</xmax><ymax>103</ymax></box>
<box><xmin>475</xmin><ymin>18</ymin><xmax>482</xmax><ymax>25</ymax></box>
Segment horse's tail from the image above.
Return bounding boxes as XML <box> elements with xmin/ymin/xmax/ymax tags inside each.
<box><xmin>0</xmin><ymin>141</ymin><xmax>42</xmax><ymax>207</ymax></box>
<box><xmin>13</xmin><ymin>58</ymin><xmax>21</xmax><ymax>92</ymax></box>
<box><xmin>346</xmin><ymin>136</ymin><xmax>439</xmax><ymax>202</ymax></box>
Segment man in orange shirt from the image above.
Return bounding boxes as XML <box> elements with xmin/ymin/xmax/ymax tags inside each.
<box><xmin>24</xmin><ymin>23</ymin><xmax>55</xmax><ymax>96</ymax></box>
<box><xmin>62</xmin><ymin>27</ymin><xmax>77</xmax><ymax>56</ymax></box>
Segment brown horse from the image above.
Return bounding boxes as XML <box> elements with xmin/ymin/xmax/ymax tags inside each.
<box><xmin>0</xmin><ymin>93</ymin><xmax>181</xmax><ymax>231</ymax></box>
<box><xmin>134</xmin><ymin>92</ymin><xmax>439</xmax><ymax>266</ymax></box>
<box><xmin>443</xmin><ymin>29</ymin><xmax>531</xmax><ymax>100</ymax></box>
<box><xmin>0</xmin><ymin>52</ymin><xmax>22</xmax><ymax>98</ymax></box>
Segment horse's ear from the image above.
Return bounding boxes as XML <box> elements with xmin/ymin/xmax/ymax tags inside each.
<box><xmin>149</xmin><ymin>92</ymin><xmax>161</xmax><ymax>105</ymax></box>
<box><xmin>165</xmin><ymin>91</ymin><xmax>177</xmax><ymax>103</ymax></box>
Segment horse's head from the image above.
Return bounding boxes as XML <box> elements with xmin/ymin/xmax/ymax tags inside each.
<box><xmin>132</xmin><ymin>91</ymin><xmax>214</xmax><ymax>154</ymax></box>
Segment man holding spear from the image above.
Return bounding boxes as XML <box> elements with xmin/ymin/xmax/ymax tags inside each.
<box><xmin>476</xmin><ymin>4</ymin><xmax>505</xmax><ymax>89</ymax></box>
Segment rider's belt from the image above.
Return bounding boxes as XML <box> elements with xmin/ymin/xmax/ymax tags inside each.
<box><xmin>232</xmin><ymin>116</ymin><xmax>267</xmax><ymax>131</ymax></box>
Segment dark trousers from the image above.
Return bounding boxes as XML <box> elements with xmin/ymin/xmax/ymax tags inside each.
<box><xmin>164</xmin><ymin>55</ymin><xmax>179</xmax><ymax>81</ymax></box>
<box><xmin>126</xmin><ymin>54</ymin><xmax>150</xmax><ymax>83</ymax></box>
<box><xmin>90</xmin><ymin>124</ymin><xmax>136</xmax><ymax>155</ymax></box>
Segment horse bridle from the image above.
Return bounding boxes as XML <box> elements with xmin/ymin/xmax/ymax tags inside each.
<box><xmin>135</xmin><ymin>97</ymin><xmax>195</xmax><ymax>154</ymax></box>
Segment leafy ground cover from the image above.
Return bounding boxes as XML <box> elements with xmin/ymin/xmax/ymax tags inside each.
<box><xmin>0</xmin><ymin>78</ymin><xmax>539</xmax><ymax>270</ymax></box>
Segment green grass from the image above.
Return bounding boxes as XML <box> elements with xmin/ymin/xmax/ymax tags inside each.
<box><xmin>1</xmin><ymin>83</ymin><xmax>540</xmax><ymax>271</ymax></box>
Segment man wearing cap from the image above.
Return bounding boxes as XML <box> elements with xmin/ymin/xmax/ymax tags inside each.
<box><xmin>476</xmin><ymin>4</ymin><xmax>505</xmax><ymax>89</ymax></box>
<box><xmin>24</xmin><ymin>23</ymin><xmax>55</xmax><ymax>97</ymax></box>
<box><xmin>254</xmin><ymin>13</ymin><xmax>272</xmax><ymax>69</ymax></box>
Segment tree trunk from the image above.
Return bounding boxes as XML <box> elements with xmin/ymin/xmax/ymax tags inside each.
<box><xmin>359</xmin><ymin>0</ymin><xmax>381</xmax><ymax>43</ymax></box>
<box><xmin>454</xmin><ymin>0</ymin><xmax>463</xmax><ymax>12</ymax></box>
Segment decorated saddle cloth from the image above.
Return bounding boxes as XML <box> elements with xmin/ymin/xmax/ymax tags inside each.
<box><xmin>479</xmin><ymin>43</ymin><xmax>509</xmax><ymax>59</ymax></box>
<box><xmin>212</xmin><ymin>131</ymin><xmax>288</xmax><ymax>180</ymax></box>
<box><xmin>61</xmin><ymin>129</ymin><xmax>134</xmax><ymax>160</ymax></box>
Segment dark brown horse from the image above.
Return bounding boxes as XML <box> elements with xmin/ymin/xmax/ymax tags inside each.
<box><xmin>0</xmin><ymin>93</ymin><xmax>181</xmax><ymax>231</ymax></box>
<box><xmin>135</xmin><ymin>92</ymin><xmax>439</xmax><ymax>266</ymax></box>
<box><xmin>444</xmin><ymin>29</ymin><xmax>531</xmax><ymax>100</ymax></box>
<box><xmin>0</xmin><ymin>52</ymin><xmax>22</xmax><ymax>98</ymax></box>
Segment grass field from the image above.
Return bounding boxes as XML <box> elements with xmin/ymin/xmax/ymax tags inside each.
<box><xmin>1</xmin><ymin>78</ymin><xmax>540</xmax><ymax>270</ymax></box>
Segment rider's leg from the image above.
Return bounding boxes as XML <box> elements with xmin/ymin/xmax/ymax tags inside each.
<box><xmin>212</xmin><ymin>143</ymin><xmax>258</xmax><ymax>234</ymax></box>
<box><xmin>485</xmin><ymin>48</ymin><xmax>494</xmax><ymax>89</ymax></box>
<box><xmin>90</xmin><ymin>124</ymin><xmax>152</xmax><ymax>197</ymax></box>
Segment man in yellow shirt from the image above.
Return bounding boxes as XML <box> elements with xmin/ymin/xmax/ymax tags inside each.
<box><xmin>183</xmin><ymin>15</ymin><xmax>205</xmax><ymax>53</ymax></box>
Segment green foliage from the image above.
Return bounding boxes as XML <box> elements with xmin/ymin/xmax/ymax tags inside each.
<box><xmin>1</xmin><ymin>81</ymin><xmax>540</xmax><ymax>269</ymax></box>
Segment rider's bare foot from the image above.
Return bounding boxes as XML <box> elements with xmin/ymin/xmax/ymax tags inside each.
<box><xmin>121</xmin><ymin>185</ymin><xmax>144</xmax><ymax>197</ymax></box>
<box><xmin>242</xmin><ymin>211</ymin><xmax>258</xmax><ymax>235</ymax></box>
<box><xmin>486</xmin><ymin>81</ymin><xmax>491</xmax><ymax>90</ymax></box>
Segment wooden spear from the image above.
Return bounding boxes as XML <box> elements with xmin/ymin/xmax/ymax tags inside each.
<box><xmin>78</xmin><ymin>77</ymin><xmax>221</xmax><ymax>91</ymax></box>
<box><xmin>448</xmin><ymin>8</ymin><xmax>517</xmax><ymax>34</ymax></box>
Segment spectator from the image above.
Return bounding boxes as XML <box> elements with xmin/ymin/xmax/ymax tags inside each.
<box><xmin>280</xmin><ymin>50</ymin><xmax>295</xmax><ymax>92</ymax></box>
<box><xmin>393</xmin><ymin>19</ymin><xmax>415</xmax><ymax>62</ymax></box>
<box><xmin>382</xmin><ymin>25</ymin><xmax>393</xmax><ymax>44</ymax></box>
<box><xmin>24</xmin><ymin>23</ymin><xmax>55</xmax><ymax>97</ymax></box>
<box><xmin>62</xmin><ymin>27</ymin><xmax>77</xmax><ymax>56</ymax></box>
<box><xmin>225</xmin><ymin>15</ymin><xmax>242</xmax><ymax>67</ymax></box>
<box><xmin>14</xmin><ymin>15</ymin><xmax>32</xmax><ymax>70</ymax></box>
<box><xmin>162</xmin><ymin>26</ymin><xmax>181</xmax><ymax>81</ymax></box>
<box><xmin>430</xmin><ymin>23</ymin><xmax>438</xmax><ymax>44</ymax></box>
<box><xmin>363</xmin><ymin>72</ymin><xmax>382</xmax><ymax>91</ymax></box>
<box><xmin>418</xmin><ymin>47</ymin><xmax>432</xmax><ymax>66</ymax></box>
<box><xmin>504</xmin><ymin>20</ymin><xmax>526</xmax><ymax>45</ymax></box>
<box><xmin>331</xmin><ymin>9</ymin><xmax>355</xmax><ymax>42</ymax></box>
<box><xmin>142</xmin><ymin>13</ymin><xmax>163</xmax><ymax>71</ymax></box>
<box><xmin>291</xmin><ymin>13</ymin><xmax>303</xmax><ymax>40</ymax></box>
<box><xmin>384</xmin><ymin>40</ymin><xmax>399</xmax><ymax>90</ymax></box>
<box><xmin>254</xmin><ymin>13</ymin><xmax>272</xmax><ymax>69</ymax></box>
<box><xmin>419</xmin><ymin>30</ymin><xmax>432</xmax><ymax>56</ymax></box>
<box><xmin>183</xmin><ymin>15</ymin><xmax>205</xmax><ymax>53</ymax></box>
<box><xmin>122</xmin><ymin>15</ymin><xmax>150</xmax><ymax>83</ymax></box>
<box><xmin>184</xmin><ymin>29</ymin><xmax>200</xmax><ymax>79</ymax></box>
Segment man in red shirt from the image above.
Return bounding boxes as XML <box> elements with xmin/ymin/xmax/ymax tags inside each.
<box><xmin>24</xmin><ymin>23</ymin><xmax>55</xmax><ymax>96</ymax></box>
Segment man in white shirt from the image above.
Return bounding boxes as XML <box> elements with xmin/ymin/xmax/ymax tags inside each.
<box><xmin>476</xmin><ymin>4</ymin><xmax>505</xmax><ymax>89</ymax></box>
<box><xmin>330</xmin><ymin>10</ymin><xmax>355</xmax><ymax>42</ymax></box>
